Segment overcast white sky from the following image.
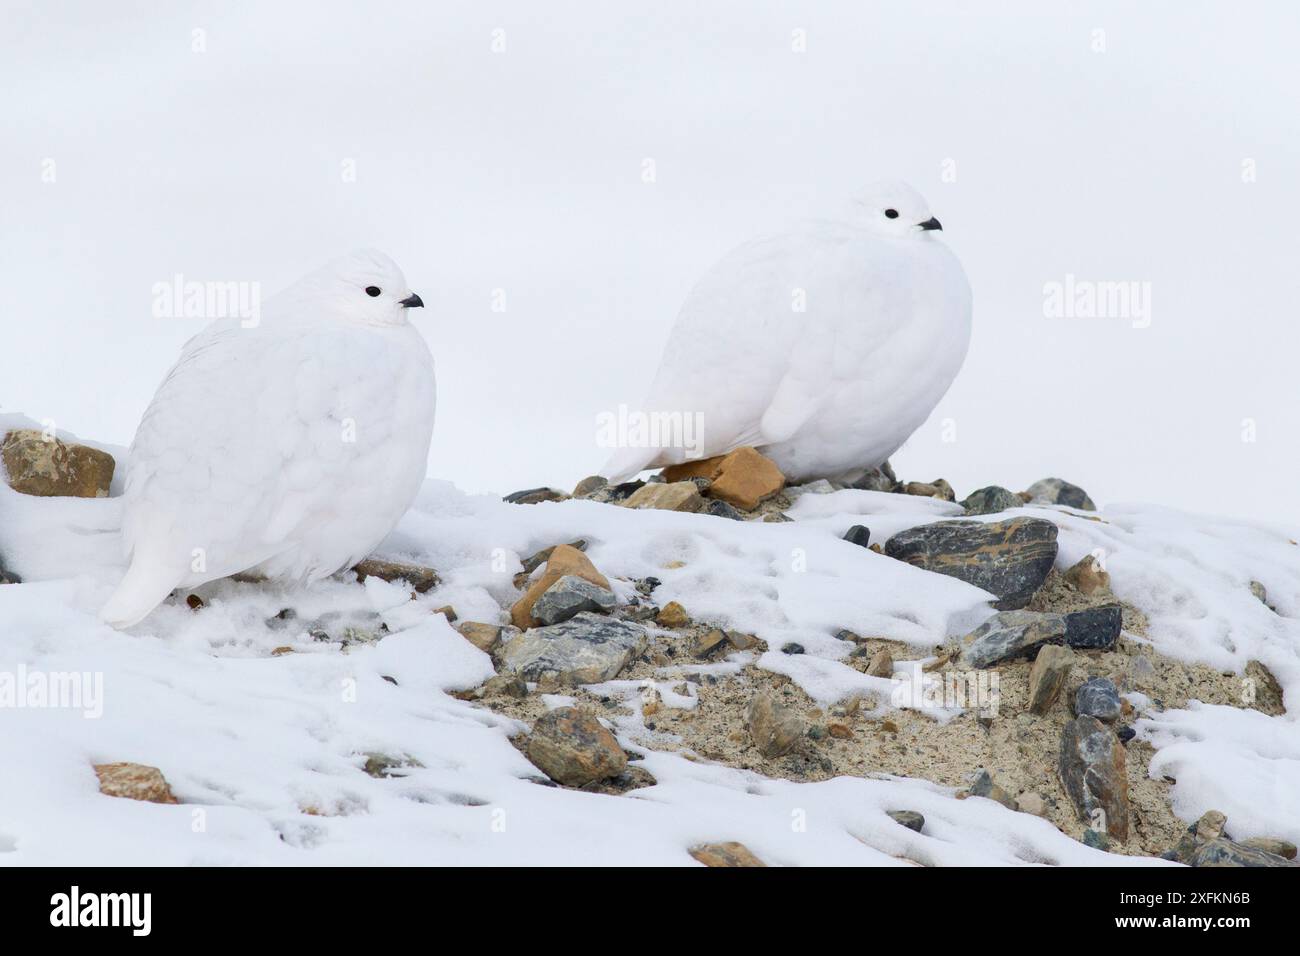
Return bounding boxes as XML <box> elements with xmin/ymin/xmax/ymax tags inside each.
<box><xmin>3</xmin><ymin>1</ymin><xmax>1298</xmax><ymax>523</ymax></box>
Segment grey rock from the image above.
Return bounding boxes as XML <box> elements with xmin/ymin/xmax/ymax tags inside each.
<box><xmin>531</xmin><ymin>575</ymin><xmax>617</xmax><ymax>626</ymax></box>
<box><xmin>1064</xmin><ymin>604</ymin><xmax>1121</xmax><ymax>650</ymax></box>
<box><xmin>887</xmin><ymin>810</ymin><xmax>925</xmax><ymax>833</ymax></box>
<box><xmin>504</xmin><ymin>487</ymin><xmax>569</xmax><ymax>505</ymax></box>
<box><xmin>1059</xmin><ymin>715</ymin><xmax>1129</xmax><ymax>841</ymax></box>
<box><xmin>1082</xmin><ymin>829</ymin><xmax>1110</xmax><ymax>851</ymax></box>
<box><xmin>967</xmin><ymin>769</ymin><xmax>1018</xmax><ymax>810</ymax></box>
<box><xmin>960</xmin><ymin>485</ymin><xmax>1023</xmax><ymax>516</ymax></box>
<box><xmin>1190</xmin><ymin>838</ymin><xmax>1299</xmax><ymax>867</ymax></box>
<box><xmin>884</xmin><ymin>517</ymin><xmax>1058</xmax><ymax>610</ymax></box>
<box><xmin>1075</xmin><ymin>677</ymin><xmax>1123</xmax><ymax>723</ymax></box>
<box><xmin>498</xmin><ymin>613</ymin><xmax>647</xmax><ymax>686</ymax></box>
<box><xmin>958</xmin><ymin>610</ymin><xmax>1067</xmax><ymax>669</ymax></box>
<box><xmin>843</xmin><ymin>525</ymin><xmax>871</xmax><ymax>548</ymax></box>
<box><xmin>780</xmin><ymin>642</ymin><xmax>805</xmax><ymax>655</ymax></box>
<box><xmin>1239</xmin><ymin>837</ymin><xmax>1297</xmax><ymax>860</ymax></box>
<box><xmin>703</xmin><ymin>498</ymin><xmax>744</xmax><ymax>520</ymax></box>
<box><xmin>0</xmin><ymin>554</ymin><xmax>22</xmax><ymax>585</ymax></box>
<box><xmin>1025</xmin><ymin>477</ymin><xmax>1096</xmax><ymax>511</ymax></box>
<box><xmin>845</xmin><ymin>460</ymin><xmax>899</xmax><ymax>493</ymax></box>
<box><xmin>571</xmin><ymin>475</ymin><xmax>608</xmax><ymax>498</ymax></box>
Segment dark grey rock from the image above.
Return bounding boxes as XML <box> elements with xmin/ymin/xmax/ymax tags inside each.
<box><xmin>1116</xmin><ymin>726</ymin><xmax>1136</xmax><ymax>745</ymax></box>
<box><xmin>703</xmin><ymin>498</ymin><xmax>744</xmax><ymax>520</ymax></box>
<box><xmin>498</xmin><ymin>613</ymin><xmax>647</xmax><ymax>686</ymax></box>
<box><xmin>606</xmin><ymin>480</ymin><xmax>646</xmax><ymax>502</ymax></box>
<box><xmin>1075</xmin><ymin>677</ymin><xmax>1122</xmax><ymax>723</ymax></box>
<box><xmin>884</xmin><ymin>517</ymin><xmax>1058</xmax><ymax>610</ymax></box>
<box><xmin>780</xmin><ymin>642</ymin><xmax>805</xmax><ymax>655</ymax></box>
<box><xmin>846</xmin><ymin>460</ymin><xmax>899</xmax><ymax>493</ymax></box>
<box><xmin>1189</xmin><ymin>838</ymin><xmax>1298</xmax><ymax>867</ymax></box>
<box><xmin>0</xmin><ymin>553</ymin><xmax>19</xmax><ymax>585</ymax></box>
<box><xmin>887</xmin><ymin>810</ymin><xmax>925</xmax><ymax>833</ymax></box>
<box><xmin>1025</xmin><ymin>477</ymin><xmax>1096</xmax><ymax>511</ymax></box>
<box><xmin>967</xmin><ymin>769</ymin><xmax>1018</xmax><ymax>810</ymax></box>
<box><xmin>843</xmin><ymin>525</ymin><xmax>871</xmax><ymax>548</ymax></box>
<box><xmin>504</xmin><ymin>487</ymin><xmax>568</xmax><ymax>505</ymax></box>
<box><xmin>1064</xmin><ymin>604</ymin><xmax>1121</xmax><ymax>650</ymax></box>
<box><xmin>531</xmin><ymin>575</ymin><xmax>616</xmax><ymax>626</ymax></box>
<box><xmin>960</xmin><ymin>485</ymin><xmax>1023</xmax><ymax>516</ymax></box>
<box><xmin>1082</xmin><ymin>829</ymin><xmax>1110</xmax><ymax>851</ymax></box>
<box><xmin>1059</xmin><ymin>715</ymin><xmax>1129</xmax><ymax>841</ymax></box>
<box><xmin>958</xmin><ymin>610</ymin><xmax>1067</xmax><ymax>669</ymax></box>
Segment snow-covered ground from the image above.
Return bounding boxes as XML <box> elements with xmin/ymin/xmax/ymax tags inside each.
<box><xmin>0</xmin><ymin>414</ymin><xmax>1297</xmax><ymax>866</ymax></box>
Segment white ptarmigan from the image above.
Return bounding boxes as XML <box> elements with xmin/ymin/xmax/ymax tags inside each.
<box><xmin>601</xmin><ymin>182</ymin><xmax>972</xmax><ymax>484</ymax></box>
<box><xmin>99</xmin><ymin>250</ymin><xmax>437</xmax><ymax>629</ymax></box>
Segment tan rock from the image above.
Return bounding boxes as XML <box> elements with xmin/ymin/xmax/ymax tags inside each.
<box><xmin>827</xmin><ymin>719</ymin><xmax>853</xmax><ymax>739</ymax></box>
<box><xmin>1064</xmin><ymin>554</ymin><xmax>1110</xmax><ymax>595</ymax></box>
<box><xmin>510</xmin><ymin>545</ymin><xmax>610</xmax><ymax>630</ymax></box>
<box><xmin>1026</xmin><ymin>644</ymin><xmax>1074</xmax><ymax>714</ymax></box>
<box><xmin>746</xmin><ymin>691</ymin><xmax>803</xmax><ymax>757</ymax></box>
<box><xmin>693</xmin><ymin>628</ymin><xmax>729</xmax><ymax>657</ymax></box>
<box><xmin>94</xmin><ymin>762</ymin><xmax>178</xmax><ymax>804</ymax></box>
<box><xmin>725</xmin><ymin>630</ymin><xmax>761</xmax><ymax>651</ymax></box>
<box><xmin>352</xmin><ymin>557</ymin><xmax>441</xmax><ymax>593</ymax></box>
<box><xmin>903</xmin><ymin>479</ymin><xmax>956</xmax><ymax>502</ymax></box>
<box><xmin>866</xmin><ymin>649</ymin><xmax>894</xmax><ymax>678</ymax></box>
<box><xmin>1018</xmin><ymin>792</ymin><xmax>1049</xmax><ymax>817</ymax></box>
<box><xmin>2</xmin><ymin>429</ymin><xmax>115</xmax><ymax>498</ymax></box>
<box><xmin>688</xmin><ymin>841</ymin><xmax>766</xmax><ymax>867</ymax></box>
<box><xmin>621</xmin><ymin>481</ymin><xmax>704</xmax><ymax>513</ymax></box>
<box><xmin>525</xmin><ymin>707</ymin><xmax>627</xmax><ymax>787</ymax></box>
<box><xmin>457</xmin><ymin>621</ymin><xmax>510</xmax><ymax>654</ymax></box>
<box><xmin>662</xmin><ymin>447</ymin><xmax>785</xmax><ymax>510</ymax></box>
<box><xmin>655</xmin><ymin>601</ymin><xmax>690</xmax><ymax>628</ymax></box>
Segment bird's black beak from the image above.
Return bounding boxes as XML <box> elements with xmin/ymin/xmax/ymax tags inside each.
<box><xmin>399</xmin><ymin>293</ymin><xmax>425</xmax><ymax>308</ymax></box>
<box><xmin>918</xmin><ymin>217</ymin><xmax>943</xmax><ymax>231</ymax></box>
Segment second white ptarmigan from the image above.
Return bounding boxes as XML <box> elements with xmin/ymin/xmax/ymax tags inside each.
<box><xmin>100</xmin><ymin>250</ymin><xmax>437</xmax><ymax>629</ymax></box>
<box><xmin>602</xmin><ymin>182</ymin><xmax>972</xmax><ymax>484</ymax></box>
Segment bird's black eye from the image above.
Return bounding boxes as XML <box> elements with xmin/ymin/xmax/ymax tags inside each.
<box><xmin>884</xmin><ymin>208</ymin><xmax>899</xmax><ymax>219</ymax></box>
<box><xmin>365</xmin><ymin>286</ymin><xmax>382</xmax><ymax>297</ymax></box>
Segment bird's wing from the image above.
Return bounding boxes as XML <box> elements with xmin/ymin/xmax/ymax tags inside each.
<box><xmin>610</xmin><ymin>223</ymin><xmax>907</xmax><ymax>474</ymax></box>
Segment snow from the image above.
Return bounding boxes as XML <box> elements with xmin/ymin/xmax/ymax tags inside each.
<box><xmin>1</xmin><ymin>417</ymin><xmax>1297</xmax><ymax>864</ymax></box>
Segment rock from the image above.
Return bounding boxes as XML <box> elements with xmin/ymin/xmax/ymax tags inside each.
<box><xmin>511</xmin><ymin>544</ymin><xmax>610</xmax><ymax>629</ymax></box>
<box><xmin>480</xmin><ymin>674</ymin><xmax>528</xmax><ymax>699</ymax></box>
<box><xmin>1018</xmin><ymin>792</ymin><xmax>1049</xmax><ymax>817</ymax></box>
<box><xmin>1082</xmin><ymin>829</ymin><xmax>1110</xmax><ymax>851</ymax></box>
<box><xmin>1075</xmin><ymin>677</ymin><xmax>1122</xmax><ymax>723</ymax></box>
<box><xmin>688</xmin><ymin>842</ymin><xmax>766</xmax><ymax>867</ymax></box>
<box><xmin>457</xmin><ymin>621</ymin><xmax>514</xmax><ymax>654</ymax></box>
<box><xmin>884</xmin><ymin>517</ymin><xmax>1058</xmax><ymax>610</ymax></box>
<box><xmin>780</xmin><ymin>642</ymin><xmax>804</xmax><ymax>655</ymax></box>
<box><xmin>827</xmin><ymin>719</ymin><xmax>852</xmax><ymax>739</ymax></box>
<box><xmin>1024</xmin><ymin>477</ymin><xmax>1096</xmax><ymax>511</ymax></box>
<box><xmin>861</xmin><ymin>649</ymin><xmax>891</xmax><ymax>678</ymax></box>
<box><xmin>1059</xmin><ymin>716</ymin><xmax>1129</xmax><ymax>841</ymax></box>
<box><xmin>1063</xmin><ymin>553</ymin><xmax>1110</xmax><ymax>595</ymax></box>
<box><xmin>498</xmin><ymin>613</ymin><xmax>647</xmax><ymax>686</ymax></box>
<box><xmin>843</xmin><ymin>525</ymin><xmax>871</xmax><ymax>548</ymax></box>
<box><xmin>903</xmin><ymin>479</ymin><xmax>956</xmax><ymax>502</ymax></box>
<box><xmin>966</xmin><ymin>769</ymin><xmax>1018</xmax><ymax>811</ymax></box>
<box><xmin>655</xmin><ymin>601</ymin><xmax>690</xmax><ymax>627</ymax></box>
<box><xmin>1116</xmin><ymin>726</ymin><xmax>1136</xmax><ymax>745</ymax></box>
<box><xmin>662</xmin><ymin>447</ymin><xmax>785</xmax><ymax>511</ymax></box>
<box><xmin>702</xmin><ymin>498</ymin><xmax>744</xmax><ymax>520</ymax></box>
<box><xmin>958</xmin><ymin>610</ymin><xmax>1067</xmax><ymax>668</ymax></box>
<box><xmin>0</xmin><ymin>554</ymin><xmax>20</xmax><ymax>585</ymax></box>
<box><xmin>1063</xmin><ymin>604</ymin><xmax>1121</xmax><ymax>650</ymax></box>
<box><xmin>692</xmin><ymin>628</ymin><xmax>729</xmax><ymax>657</ymax></box>
<box><xmin>1240</xmin><ymin>837</ymin><xmax>1297</xmax><ymax>860</ymax></box>
<box><xmin>846</xmin><ymin>461</ymin><xmax>899</xmax><ymax>493</ymax></box>
<box><xmin>531</xmin><ymin>575</ymin><xmax>617</xmax><ymax>626</ymax></box>
<box><xmin>526</xmin><ymin>707</ymin><xmax>627</xmax><ymax>787</ymax></box>
<box><xmin>352</xmin><ymin>558</ymin><xmax>440</xmax><ymax>593</ymax></box>
<box><xmin>606</xmin><ymin>479</ymin><xmax>646</xmax><ymax>502</ymax></box>
<box><xmin>362</xmin><ymin>753</ymin><xmax>422</xmax><ymax>778</ymax></box>
<box><xmin>887</xmin><ymin>810</ymin><xmax>925</xmax><ymax>832</ymax></box>
<box><xmin>504</xmin><ymin>487</ymin><xmax>568</xmax><ymax>505</ymax></box>
<box><xmin>1244</xmin><ymin>659</ymin><xmax>1285</xmax><ymax>714</ymax></box>
<box><xmin>960</xmin><ymin>485</ymin><xmax>1023</xmax><ymax>516</ymax></box>
<box><xmin>572</xmin><ymin>475</ymin><xmax>608</xmax><ymax>498</ymax></box>
<box><xmin>724</xmin><ymin>630</ymin><xmax>761</xmax><ymax>651</ymax></box>
<box><xmin>620</xmin><ymin>481</ymin><xmax>704</xmax><ymax>513</ymax></box>
<box><xmin>1026</xmin><ymin>644</ymin><xmax>1074</xmax><ymax>715</ymax></box>
<box><xmin>519</xmin><ymin>539</ymin><xmax>588</xmax><ymax>577</ymax></box>
<box><xmin>1</xmin><ymin>429</ymin><xmax>115</xmax><ymax>498</ymax></box>
<box><xmin>93</xmin><ymin>763</ymin><xmax>178</xmax><ymax>804</ymax></box>
<box><xmin>746</xmin><ymin>691</ymin><xmax>803</xmax><ymax>758</ymax></box>
<box><xmin>1190</xmin><ymin>838</ymin><xmax>1298</xmax><ymax>867</ymax></box>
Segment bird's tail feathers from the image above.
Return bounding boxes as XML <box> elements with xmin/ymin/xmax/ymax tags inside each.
<box><xmin>599</xmin><ymin>445</ymin><xmax>665</xmax><ymax>484</ymax></box>
<box><xmin>99</xmin><ymin>556</ymin><xmax>180</xmax><ymax>629</ymax></box>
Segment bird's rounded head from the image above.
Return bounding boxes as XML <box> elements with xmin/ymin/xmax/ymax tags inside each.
<box><xmin>850</xmin><ymin>181</ymin><xmax>946</xmax><ymax>239</ymax></box>
<box><xmin>299</xmin><ymin>249</ymin><xmax>425</xmax><ymax>327</ymax></box>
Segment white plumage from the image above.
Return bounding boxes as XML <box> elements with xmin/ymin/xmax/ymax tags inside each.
<box><xmin>100</xmin><ymin>250</ymin><xmax>436</xmax><ymax>629</ymax></box>
<box><xmin>602</xmin><ymin>182</ymin><xmax>972</xmax><ymax>483</ymax></box>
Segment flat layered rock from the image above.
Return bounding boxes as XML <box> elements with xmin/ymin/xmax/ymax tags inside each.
<box><xmin>352</xmin><ymin>558</ymin><xmax>441</xmax><ymax>593</ymax></box>
<box><xmin>531</xmin><ymin>575</ymin><xmax>616</xmax><ymax>626</ymax></box>
<box><xmin>958</xmin><ymin>604</ymin><xmax>1123</xmax><ymax>668</ymax></box>
<box><xmin>1059</xmin><ymin>715</ymin><xmax>1129</xmax><ymax>841</ymax></box>
<box><xmin>498</xmin><ymin>613</ymin><xmax>646</xmax><ymax>686</ymax></box>
<box><xmin>884</xmin><ymin>517</ymin><xmax>1058</xmax><ymax>610</ymax></box>
<box><xmin>1027</xmin><ymin>644</ymin><xmax>1073</xmax><ymax>714</ymax></box>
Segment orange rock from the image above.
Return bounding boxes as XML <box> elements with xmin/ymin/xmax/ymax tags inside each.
<box><xmin>688</xmin><ymin>841</ymin><xmax>767</xmax><ymax>867</ymax></box>
<box><xmin>663</xmin><ymin>447</ymin><xmax>784</xmax><ymax>511</ymax></box>
<box><xmin>510</xmin><ymin>545</ymin><xmax>611</xmax><ymax>629</ymax></box>
<box><xmin>94</xmin><ymin>762</ymin><xmax>178</xmax><ymax>804</ymax></box>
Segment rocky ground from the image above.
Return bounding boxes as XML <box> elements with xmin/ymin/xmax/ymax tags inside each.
<box><xmin>2</xmin><ymin>428</ymin><xmax>1295</xmax><ymax>866</ymax></box>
